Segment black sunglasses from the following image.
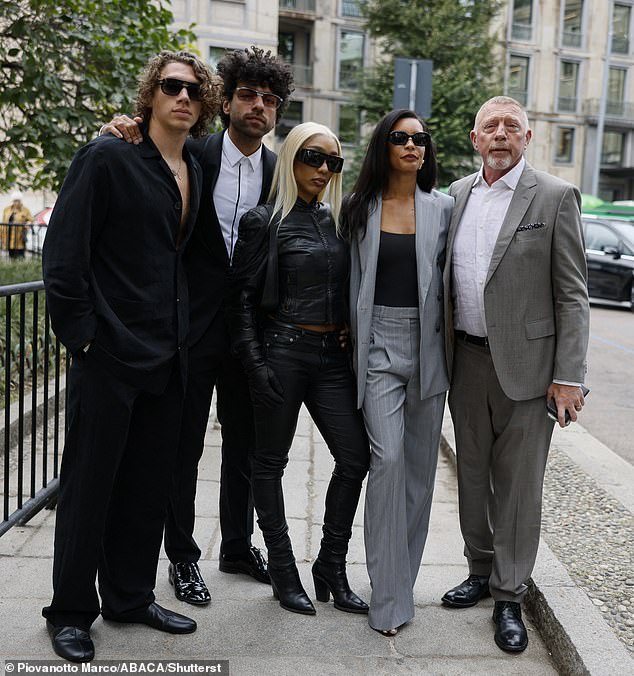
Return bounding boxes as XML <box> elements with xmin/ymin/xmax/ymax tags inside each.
<box><xmin>388</xmin><ymin>131</ymin><xmax>431</xmax><ymax>146</ymax></box>
<box><xmin>235</xmin><ymin>86</ymin><xmax>283</xmax><ymax>109</ymax></box>
<box><xmin>158</xmin><ymin>78</ymin><xmax>201</xmax><ymax>101</ymax></box>
<box><xmin>296</xmin><ymin>148</ymin><xmax>344</xmax><ymax>174</ymax></box>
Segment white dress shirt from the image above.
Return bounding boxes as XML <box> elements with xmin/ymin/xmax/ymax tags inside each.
<box><xmin>452</xmin><ymin>158</ymin><xmax>526</xmax><ymax>337</ymax></box>
<box><xmin>212</xmin><ymin>132</ymin><xmax>264</xmax><ymax>262</ymax></box>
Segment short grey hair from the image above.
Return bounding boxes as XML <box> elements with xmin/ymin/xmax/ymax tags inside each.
<box><xmin>474</xmin><ymin>96</ymin><xmax>530</xmax><ymax>131</ymax></box>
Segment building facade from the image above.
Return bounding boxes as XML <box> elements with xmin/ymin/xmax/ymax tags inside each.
<box><xmin>501</xmin><ymin>0</ymin><xmax>634</xmax><ymax>200</ymax></box>
<box><xmin>170</xmin><ymin>0</ymin><xmax>377</xmax><ymax>157</ymax></box>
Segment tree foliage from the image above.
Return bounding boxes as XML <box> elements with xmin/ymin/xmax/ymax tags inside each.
<box><xmin>0</xmin><ymin>0</ymin><xmax>196</xmax><ymax>192</ymax></box>
<box><xmin>356</xmin><ymin>0</ymin><xmax>503</xmax><ymax>186</ymax></box>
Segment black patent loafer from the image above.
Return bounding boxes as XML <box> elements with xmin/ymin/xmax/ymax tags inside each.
<box><xmin>219</xmin><ymin>546</ymin><xmax>270</xmax><ymax>584</ymax></box>
<box><xmin>46</xmin><ymin>622</ymin><xmax>94</xmax><ymax>663</ymax></box>
<box><xmin>493</xmin><ymin>601</ymin><xmax>528</xmax><ymax>652</ymax></box>
<box><xmin>441</xmin><ymin>574</ymin><xmax>491</xmax><ymax>608</ymax></box>
<box><xmin>169</xmin><ymin>562</ymin><xmax>211</xmax><ymax>606</ymax></box>
<box><xmin>103</xmin><ymin>602</ymin><xmax>196</xmax><ymax>634</ymax></box>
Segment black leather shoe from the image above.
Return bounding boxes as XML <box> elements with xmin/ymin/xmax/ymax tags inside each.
<box><xmin>169</xmin><ymin>562</ymin><xmax>211</xmax><ymax>606</ymax></box>
<box><xmin>103</xmin><ymin>602</ymin><xmax>196</xmax><ymax>634</ymax></box>
<box><xmin>493</xmin><ymin>601</ymin><xmax>528</xmax><ymax>652</ymax></box>
<box><xmin>441</xmin><ymin>574</ymin><xmax>491</xmax><ymax>608</ymax></box>
<box><xmin>269</xmin><ymin>564</ymin><xmax>316</xmax><ymax>615</ymax></box>
<box><xmin>312</xmin><ymin>559</ymin><xmax>368</xmax><ymax>614</ymax></box>
<box><xmin>219</xmin><ymin>546</ymin><xmax>270</xmax><ymax>584</ymax></box>
<box><xmin>46</xmin><ymin>622</ymin><xmax>94</xmax><ymax>663</ymax></box>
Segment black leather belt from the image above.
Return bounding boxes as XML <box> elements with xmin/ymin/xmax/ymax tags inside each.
<box><xmin>455</xmin><ymin>330</ymin><xmax>489</xmax><ymax>348</ymax></box>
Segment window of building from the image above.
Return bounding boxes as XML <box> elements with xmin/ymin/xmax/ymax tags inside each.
<box><xmin>612</xmin><ymin>3</ymin><xmax>632</xmax><ymax>54</ymax></box>
<box><xmin>508</xmin><ymin>55</ymin><xmax>530</xmax><ymax>106</ymax></box>
<box><xmin>279</xmin><ymin>32</ymin><xmax>295</xmax><ymax>63</ymax></box>
<box><xmin>340</xmin><ymin>0</ymin><xmax>362</xmax><ymax>17</ymax></box>
<box><xmin>338</xmin><ymin>103</ymin><xmax>360</xmax><ymax>145</ymax></box>
<box><xmin>275</xmin><ymin>100</ymin><xmax>303</xmax><ymax>138</ymax></box>
<box><xmin>608</xmin><ymin>67</ymin><xmax>627</xmax><ymax>116</ymax></box>
<box><xmin>337</xmin><ymin>30</ymin><xmax>365</xmax><ymax>90</ymax></box>
<box><xmin>558</xmin><ymin>60</ymin><xmax>579</xmax><ymax>112</ymax></box>
<box><xmin>209</xmin><ymin>46</ymin><xmax>226</xmax><ymax>70</ymax></box>
<box><xmin>511</xmin><ymin>0</ymin><xmax>533</xmax><ymax>40</ymax></box>
<box><xmin>562</xmin><ymin>0</ymin><xmax>584</xmax><ymax>48</ymax></box>
<box><xmin>555</xmin><ymin>127</ymin><xmax>575</xmax><ymax>163</ymax></box>
<box><xmin>601</xmin><ymin>131</ymin><xmax>625</xmax><ymax>165</ymax></box>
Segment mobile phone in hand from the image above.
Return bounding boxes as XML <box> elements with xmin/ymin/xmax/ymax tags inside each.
<box><xmin>546</xmin><ymin>385</ymin><xmax>590</xmax><ymax>425</ymax></box>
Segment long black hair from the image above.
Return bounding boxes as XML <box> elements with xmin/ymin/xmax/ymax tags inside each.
<box><xmin>342</xmin><ymin>109</ymin><xmax>438</xmax><ymax>239</ymax></box>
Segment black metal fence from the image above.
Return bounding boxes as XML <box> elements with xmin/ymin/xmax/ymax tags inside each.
<box><xmin>0</xmin><ymin>222</ymin><xmax>48</xmax><ymax>257</ymax></box>
<box><xmin>0</xmin><ymin>280</ymin><xmax>68</xmax><ymax>536</ymax></box>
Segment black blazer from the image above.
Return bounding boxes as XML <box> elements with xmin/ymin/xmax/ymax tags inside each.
<box><xmin>43</xmin><ymin>133</ymin><xmax>202</xmax><ymax>391</ymax></box>
<box><xmin>184</xmin><ymin>130</ymin><xmax>276</xmax><ymax>347</ymax></box>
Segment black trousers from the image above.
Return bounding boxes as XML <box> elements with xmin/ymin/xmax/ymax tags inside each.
<box><xmin>163</xmin><ymin>311</ymin><xmax>255</xmax><ymax>562</ymax></box>
<box><xmin>252</xmin><ymin>321</ymin><xmax>370</xmax><ymax>569</ymax></box>
<box><xmin>42</xmin><ymin>353</ymin><xmax>183</xmax><ymax>630</ymax></box>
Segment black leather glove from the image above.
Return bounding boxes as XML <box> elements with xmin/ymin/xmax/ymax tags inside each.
<box><xmin>247</xmin><ymin>365</ymin><xmax>284</xmax><ymax>408</ymax></box>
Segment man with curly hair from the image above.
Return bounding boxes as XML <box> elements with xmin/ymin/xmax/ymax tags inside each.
<box><xmin>103</xmin><ymin>46</ymin><xmax>294</xmax><ymax>606</ymax></box>
<box><xmin>42</xmin><ymin>51</ymin><xmax>218</xmax><ymax>662</ymax></box>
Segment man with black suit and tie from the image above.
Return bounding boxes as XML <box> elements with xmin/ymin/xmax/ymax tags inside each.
<box><xmin>103</xmin><ymin>47</ymin><xmax>294</xmax><ymax>605</ymax></box>
<box><xmin>42</xmin><ymin>51</ymin><xmax>218</xmax><ymax>662</ymax></box>
<box><xmin>440</xmin><ymin>96</ymin><xmax>589</xmax><ymax>653</ymax></box>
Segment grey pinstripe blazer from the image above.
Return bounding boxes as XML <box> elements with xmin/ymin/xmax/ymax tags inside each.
<box><xmin>350</xmin><ymin>187</ymin><xmax>453</xmax><ymax>409</ymax></box>
<box><xmin>443</xmin><ymin>162</ymin><xmax>589</xmax><ymax>401</ymax></box>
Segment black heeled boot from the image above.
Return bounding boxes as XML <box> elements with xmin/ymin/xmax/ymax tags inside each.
<box><xmin>314</xmin><ymin>469</ymin><xmax>368</xmax><ymax>613</ymax></box>
<box><xmin>312</xmin><ymin>558</ymin><xmax>368</xmax><ymax>614</ymax></box>
<box><xmin>270</xmin><ymin>563</ymin><xmax>316</xmax><ymax>615</ymax></box>
<box><xmin>251</xmin><ymin>465</ymin><xmax>315</xmax><ymax>615</ymax></box>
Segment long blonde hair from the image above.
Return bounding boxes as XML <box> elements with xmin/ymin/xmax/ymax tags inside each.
<box><xmin>268</xmin><ymin>122</ymin><xmax>343</xmax><ymax>233</ymax></box>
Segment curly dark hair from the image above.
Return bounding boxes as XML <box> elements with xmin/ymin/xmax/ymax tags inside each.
<box><xmin>134</xmin><ymin>50</ymin><xmax>221</xmax><ymax>138</ymax></box>
<box><xmin>342</xmin><ymin>109</ymin><xmax>438</xmax><ymax>239</ymax></box>
<box><xmin>216</xmin><ymin>46</ymin><xmax>294</xmax><ymax>127</ymax></box>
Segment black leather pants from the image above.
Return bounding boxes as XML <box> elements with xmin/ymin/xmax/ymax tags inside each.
<box><xmin>251</xmin><ymin>321</ymin><xmax>370</xmax><ymax>569</ymax></box>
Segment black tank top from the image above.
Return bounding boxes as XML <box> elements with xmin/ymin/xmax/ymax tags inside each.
<box><xmin>373</xmin><ymin>231</ymin><xmax>418</xmax><ymax>307</ymax></box>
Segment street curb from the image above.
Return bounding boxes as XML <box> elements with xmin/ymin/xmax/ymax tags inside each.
<box><xmin>439</xmin><ymin>414</ymin><xmax>633</xmax><ymax>675</ymax></box>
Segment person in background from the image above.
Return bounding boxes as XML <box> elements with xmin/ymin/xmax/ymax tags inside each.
<box><xmin>229</xmin><ymin>122</ymin><xmax>370</xmax><ymax>616</ymax></box>
<box><xmin>100</xmin><ymin>47</ymin><xmax>294</xmax><ymax>606</ymax></box>
<box><xmin>1</xmin><ymin>191</ymin><xmax>32</xmax><ymax>258</ymax></box>
<box><xmin>41</xmin><ymin>50</ymin><xmax>218</xmax><ymax>663</ymax></box>
<box><xmin>441</xmin><ymin>96</ymin><xmax>589</xmax><ymax>654</ymax></box>
<box><xmin>343</xmin><ymin>109</ymin><xmax>453</xmax><ymax>636</ymax></box>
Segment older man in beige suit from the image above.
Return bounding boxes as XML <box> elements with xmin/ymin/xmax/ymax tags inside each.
<box><xmin>441</xmin><ymin>96</ymin><xmax>589</xmax><ymax>653</ymax></box>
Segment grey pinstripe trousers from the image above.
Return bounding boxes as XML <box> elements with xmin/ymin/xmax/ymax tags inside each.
<box><xmin>362</xmin><ymin>305</ymin><xmax>446</xmax><ymax>630</ymax></box>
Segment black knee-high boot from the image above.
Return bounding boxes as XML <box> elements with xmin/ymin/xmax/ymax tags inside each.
<box><xmin>252</xmin><ymin>472</ymin><xmax>315</xmax><ymax>615</ymax></box>
<box><xmin>312</xmin><ymin>470</ymin><xmax>368</xmax><ymax>614</ymax></box>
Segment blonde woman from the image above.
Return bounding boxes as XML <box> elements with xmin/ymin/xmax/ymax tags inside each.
<box><xmin>229</xmin><ymin>123</ymin><xmax>370</xmax><ymax>616</ymax></box>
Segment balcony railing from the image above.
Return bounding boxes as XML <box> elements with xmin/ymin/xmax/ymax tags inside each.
<box><xmin>508</xmin><ymin>88</ymin><xmax>528</xmax><ymax>107</ymax></box>
<box><xmin>562</xmin><ymin>30</ymin><xmax>582</xmax><ymax>48</ymax></box>
<box><xmin>511</xmin><ymin>22</ymin><xmax>532</xmax><ymax>41</ymax></box>
<box><xmin>291</xmin><ymin>63</ymin><xmax>313</xmax><ymax>87</ymax></box>
<box><xmin>279</xmin><ymin>0</ymin><xmax>316</xmax><ymax>13</ymax></box>
<box><xmin>558</xmin><ymin>96</ymin><xmax>578</xmax><ymax>113</ymax></box>
<box><xmin>341</xmin><ymin>0</ymin><xmax>362</xmax><ymax>17</ymax></box>
<box><xmin>584</xmin><ymin>98</ymin><xmax>634</xmax><ymax>120</ymax></box>
<box><xmin>611</xmin><ymin>36</ymin><xmax>630</xmax><ymax>54</ymax></box>
<box><xmin>1</xmin><ymin>280</ymin><xmax>68</xmax><ymax>537</ymax></box>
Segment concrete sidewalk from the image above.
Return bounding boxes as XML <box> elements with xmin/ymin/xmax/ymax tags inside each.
<box><xmin>0</xmin><ymin>406</ymin><xmax>631</xmax><ymax>674</ymax></box>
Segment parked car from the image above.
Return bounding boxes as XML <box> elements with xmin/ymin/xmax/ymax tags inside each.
<box><xmin>582</xmin><ymin>215</ymin><xmax>634</xmax><ymax>310</ymax></box>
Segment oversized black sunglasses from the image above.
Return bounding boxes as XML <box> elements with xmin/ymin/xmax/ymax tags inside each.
<box><xmin>296</xmin><ymin>148</ymin><xmax>344</xmax><ymax>174</ymax></box>
<box><xmin>235</xmin><ymin>86</ymin><xmax>283</xmax><ymax>109</ymax></box>
<box><xmin>388</xmin><ymin>131</ymin><xmax>431</xmax><ymax>146</ymax></box>
<box><xmin>158</xmin><ymin>78</ymin><xmax>202</xmax><ymax>101</ymax></box>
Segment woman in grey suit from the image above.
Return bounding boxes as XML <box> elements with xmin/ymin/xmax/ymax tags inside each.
<box><xmin>342</xmin><ymin>109</ymin><xmax>453</xmax><ymax>636</ymax></box>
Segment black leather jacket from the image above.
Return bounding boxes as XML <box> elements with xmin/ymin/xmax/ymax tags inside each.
<box><xmin>228</xmin><ymin>198</ymin><xmax>349</xmax><ymax>373</ymax></box>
